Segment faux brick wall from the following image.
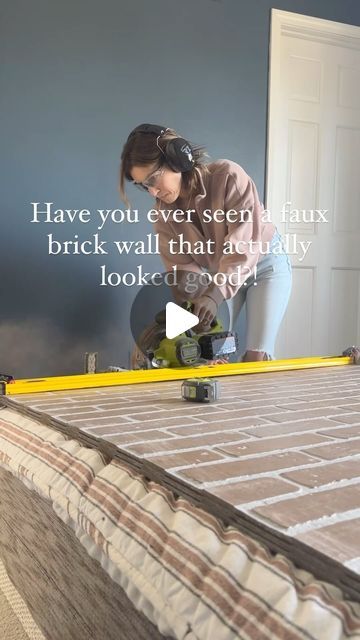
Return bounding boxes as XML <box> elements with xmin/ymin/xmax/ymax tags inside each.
<box><xmin>9</xmin><ymin>364</ymin><xmax>360</xmax><ymax>574</ymax></box>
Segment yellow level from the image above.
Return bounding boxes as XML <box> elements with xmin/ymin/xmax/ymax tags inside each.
<box><xmin>1</xmin><ymin>355</ymin><xmax>354</xmax><ymax>395</ymax></box>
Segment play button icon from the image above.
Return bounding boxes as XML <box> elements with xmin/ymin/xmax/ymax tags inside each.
<box><xmin>129</xmin><ymin>268</ymin><xmax>229</xmax><ymax>368</ymax></box>
<box><xmin>166</xmin><ymin>302</ymin><xmax>199</xmax><ymax>339</ymax></box>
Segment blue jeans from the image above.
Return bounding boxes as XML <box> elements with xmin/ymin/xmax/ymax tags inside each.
<box><xmin>225</xmin><ymin>228</ymin><xmax>292</xmax><ymax>360</ymax></box>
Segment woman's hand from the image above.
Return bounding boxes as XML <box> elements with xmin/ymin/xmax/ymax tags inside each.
<box><xmin>192</xmin><ymin>295</ymin><xmax>218</xmax><ymax>330</ymax></box>
<box><xmin>207</xmin><ymin>357</ymin><xmax>229</xmax><ymax>366</ymax></box>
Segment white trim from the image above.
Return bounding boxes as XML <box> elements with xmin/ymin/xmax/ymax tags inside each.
<box><xmin>278</xmin><ymin>9</ymin><xmax>360</xmax><ymax>50</ymax></box>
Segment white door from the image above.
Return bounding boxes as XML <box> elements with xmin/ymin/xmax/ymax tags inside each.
<box><xmin>266</xmin><ymin>9</ymin><xmax>360</xmax><ymax>359</ymax></box>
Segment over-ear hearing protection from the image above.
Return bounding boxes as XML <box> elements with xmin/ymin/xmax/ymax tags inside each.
<box><xmin>127</xmin><ymin>123</ymin><xmax>195</xmax><ymax>172</ymax></box>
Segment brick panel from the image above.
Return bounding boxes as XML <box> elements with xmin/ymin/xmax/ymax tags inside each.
<box><xmin>334</xmin><ymin>414</ymin><xmax>360</xmax><ymax>425</ymax></box>
<box><xmin>242</xmin><ymin>417</ymin><xmax>344</xmax><ymax>438</ymax></box>
<box><xmin>282</xmin><ymin>458</ymin><xmax>360</xmax><ymax>487</ymax></box>
<box><xmin>215</xmin><ymin>433</ymin><xmax>331</xmax><ymax>457</ymax></box>
<box><xmin>83</xmin><ymin>416</ymin><xmax>204</xmax><ymax>432</ymax></box>
<box><xmin>254</xmin><ymin>485</ymin><xmax>360</xmax><ymax>528</ymax></box>
<box><xmin>8</xmin><ymin>364</ymin><xmax>360</xmax><ymax>578</ymax></box>
<box><xmin>319</xmin><ymin>424</ymin><xmax>360</xmax><ymax>438</ymax></box>
<box><xmin>104</xmin><ymin>430</ymin><xmax>171</xmax><ymax>445</ymax></box>
<box><xmin>275</xmin><ymin>398</ymin><xmax>358</xmax><ymax>411</ymax></box>
<box><xmin>295</xmin><ymin>518</ymin><xmax>360</xmax><ymax>562</ymax></box>
<box><xmin>179</xmin><ymin>451</ymin><xmax>318</xmax><ymax>484</ymax></box>
<box><xmin>264</xmin><ymin>407</ymin><xmax>357</xmax><ymax>423</ymax></box>
<box><xmin>146</xmin><ymin>449</ymin><xmax>224</xmax><ymax>469</ymax></box>
<box><xmin>188</xmin><ymin>406</ymin><xmax>292</xmax><ymax>422</ymax></box>
<box><xmin>211</xmin><ymin>477</ymin><xmax>298</xmax><ymax>505</ymax></box>
<box><xmin>302</xmin><ymin>439</ymin><xmax>360</xmax><ymax>460</ymax></box>
<box><xmin>167</xmin><ymin>416</ymin><xmax>268</xmax><ymax>436</ymax></box>
<box><xmin>127</xmin><ymin>431</ymin><xmax>249</xmax><ymax>455</ymax></box>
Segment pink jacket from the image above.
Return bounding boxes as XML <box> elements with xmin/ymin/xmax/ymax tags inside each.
<box><xmin>154</xmin><ymin>159</ymin><xmax>276</xmax><ymax>301</ymax></box>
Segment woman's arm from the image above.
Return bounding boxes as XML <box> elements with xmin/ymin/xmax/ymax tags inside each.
<box><xmin>154</xmin><ymin>216</ymin><xmax>203</xmax><ymax>274</ymax></box>
<box><xmin>154</xmin><ymin>219</ymin><xmax>204</xmax><ymax>305</ymax></box>
<box><xmin>206</xmin><ymin>168</ymin><xmax>267</xmax><ymax>304</ymax></box>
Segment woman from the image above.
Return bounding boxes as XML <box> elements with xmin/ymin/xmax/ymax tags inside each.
<box><xmin>120</xmin><ymin>124</ymin><xmax>292</xmax><ymax>362</ymax></box>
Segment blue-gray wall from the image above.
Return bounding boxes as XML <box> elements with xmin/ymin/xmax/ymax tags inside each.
<box><xmin>1</xmin><ymin>0</ymin><xmax>360</xmax><ymax>377</ymax></box>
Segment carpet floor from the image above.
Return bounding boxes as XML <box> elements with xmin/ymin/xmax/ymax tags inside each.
<box><xmin>0</xmin><ymin>558</ymin><xmax>46</xmax><ymax>640</ymax></box>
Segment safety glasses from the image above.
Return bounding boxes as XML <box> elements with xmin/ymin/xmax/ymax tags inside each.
<box><xmin>132</xmin><ymin>166</ymin><xmax>165</xmax><ymax>192</ymax></box>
